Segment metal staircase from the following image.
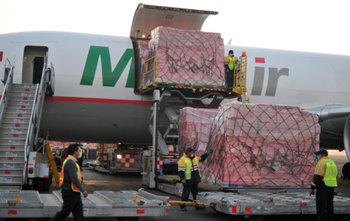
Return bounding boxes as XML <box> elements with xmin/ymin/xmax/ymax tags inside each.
<box><xmin>0</xmin><ymin>61</ymin><xmax>54</xmax><ymax>189</ymax></box>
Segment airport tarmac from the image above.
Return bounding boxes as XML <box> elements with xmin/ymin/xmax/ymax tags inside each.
<box><xmin>1</xmin><ymin>150</ymin><xmax>349</xmax><ymax>221</ymax></box>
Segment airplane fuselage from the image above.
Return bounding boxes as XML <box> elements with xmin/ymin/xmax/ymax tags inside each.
<box><xmin>1</xmin><ymin>32</ymin><xmax>350</xmax><ymax>144</ymax></box>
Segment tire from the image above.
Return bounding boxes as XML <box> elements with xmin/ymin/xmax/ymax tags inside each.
<box><xmin>337</xmin><ymin>214</ymin><xmax>350</xmax><ymax>221</ymax></box>
<box><xmin>245</xmin><ymin>216</ymin><xmax>265</xmax><ymax>221</ymax></box>
<box><xmin>118</xmin><ymin>217</ymin><xmax>139</xmax><ymax>221</ymax></box>
<box><xmin>342</xmin><ymin>162</ymin><xmax>350</xmax><ymax>179</ymax></box>
<box><xmin>55</xmin><ymin>157</ymin><xmax>62</xmax><ymax>171</ymax></box>
<box><xmin>42</xmin><ymin>177</ymin><xmax>51</xmax><ymax>192</ymax></box>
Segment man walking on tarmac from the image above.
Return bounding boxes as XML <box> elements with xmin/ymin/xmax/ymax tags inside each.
<box><xmin>224</xmin><ymin>50</ymin><xmax>236</xmax><ymax>89</ymax></box>
<box><xmin>310</xmin><ymin>148</ymin><xmax>338</xmax><ymax>221</ymax></box>
<box><xmin>178</xmin><ymin>146</ymin><xmax>209</xmax><ymax>211</ymax></box>
<box><xmin>53</xmin><ymin>144</ymin><xmax>88</xmax><ymax>221</ymax></box>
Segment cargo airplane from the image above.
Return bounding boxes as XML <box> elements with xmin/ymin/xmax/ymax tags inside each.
<box><xmin>0</xmin><ymin>4</ymin><xmax>350</xmax><ymax>175</ymax></box>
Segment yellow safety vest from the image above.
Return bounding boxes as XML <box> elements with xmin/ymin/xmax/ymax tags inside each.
<box><xmin>225</xmin><ymin>56</ymin><xmax>235</xmax><ymax>70</ymax></box>
<box><xmin>59</xmin><ymin>156</ymin><xmax>82</xmax><ymax>192</ymax></box>
<box><xmin>323</xmin><ymin>158</ymin><xmax>338</xmax><ymax>187</ymax></box>
<box><xmin>181</xmin><ymin>154</ymin><xmax>200</xmax><ymax>180</ymax></box>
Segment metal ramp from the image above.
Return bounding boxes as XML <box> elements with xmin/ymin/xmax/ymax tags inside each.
<box><xmin>0</xmin><ymin>189</ymin><xmax>170</xmax><ymax>218</ymax></box>
<box><xmin>0</xmin><ymin>62</ymin><xmax>54</xmax><ymax>189</ymax></box>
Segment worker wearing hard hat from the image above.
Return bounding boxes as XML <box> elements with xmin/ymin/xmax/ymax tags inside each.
<box><xmin>310</xmin><ymin>148</ymin><xmax>338</xmax><ymax>221</ymax></box>
<box><xmin>53</xmin><ymin>144</ymin><xmax>88</xmax><ymax>221</ymax></box>
<box><xmin>178</xmin><ymin>146</ymin><xmax>209</xmax><ymax>211</ymax></box>
<box><xmin>224</xmin><ymin>50</ymin><xmax>236</xmax><ymax>89</ymax></box>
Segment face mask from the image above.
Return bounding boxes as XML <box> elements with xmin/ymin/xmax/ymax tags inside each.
<box><xmin>229</xmin><ymin>54</ymin><xmax>233</xmax><ymax>57</ymax></box>
<box><xmin>78</xmin><ymin>151</ymin><xmax>82</xmax><ymax>159</ymax></box>
<box><xmin>316</xmin><ymin>156</ymin><xmax>320</xmax><ymax>161</ymax></box>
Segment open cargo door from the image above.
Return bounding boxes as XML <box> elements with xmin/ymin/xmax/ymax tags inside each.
<box><xmin>130</xmin><ymin>3</ymin><xmax>217</xmax><ymax>39</ymax></box>
<box><xmin>130</xmin><ymin>4</ymin><xmax>218</xmax><ymax>93</ymax></box>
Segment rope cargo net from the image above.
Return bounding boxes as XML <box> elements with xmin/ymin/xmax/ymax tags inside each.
<box><xmin>135</xmin><ymin>39</ymin><xmax>150</xmax><ymax>89</ymax></box>
<box><xmin>178</xmin><ymin>103</ymin><xmax>320</xmax><ymax>188</ymax></box>
<box><xmin>138</xmin><ymin>26</ymin><xmax>225</xmax><ymax>88</ymax></box>
<box><xmin>178</xmin><ymin>107</ymin><xmax>219</xmax><ymax>155</ymax></box>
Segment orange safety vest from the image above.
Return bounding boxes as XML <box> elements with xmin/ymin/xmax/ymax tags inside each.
<box><xmin>59</xmin><ymin>156</ymin><xmax>82</xmax><ymax>192</ymax></box>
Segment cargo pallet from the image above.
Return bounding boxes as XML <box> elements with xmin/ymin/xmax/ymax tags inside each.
<box><xmin>0</xmin><ymin>189</ymin><xmax>170</xmax><ymax>219</ymax></box>
<box><xmin>198</xmin><ymin>190</ymin><xmax>350</xmax><ymax>216</ymax></box>
<box><xmin>155</xmin><ymin>175</ymin><xmax>350</xmax><ymax>220</ymax></box>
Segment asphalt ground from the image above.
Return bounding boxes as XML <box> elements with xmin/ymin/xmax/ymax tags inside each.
<box><xmin>1</xmin><ymin>150</ymin><xmax>349</xmax><ymax>221</ymax></box>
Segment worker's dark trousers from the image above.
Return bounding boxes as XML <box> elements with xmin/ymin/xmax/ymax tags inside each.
<box><xmin>180</xmin><ymin>181</ymin><xmax>199</xmax><ymax>208</ymax></box>
<box><xmin>316</xmin><ymin>187</ymin><xmax>335</xmax><ymax>221</ymax></box>
<box><xmin>225</xmin><ymin>68</ymin><xmax>234</xmax><ymax>88</ymax></box>
<box><xmin>52</xmin><ymin>189</ymin><xmax>84</xmax><ymax>221</ymax></box>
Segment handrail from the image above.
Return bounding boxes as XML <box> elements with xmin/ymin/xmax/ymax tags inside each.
<box><xmin>23</xmin><ymin>63</ymin><xmax>49</xmax><ymax>184</ymax></box>
<box><xmin>0</xmin><ymin>64</ymin><xmax>14</xmax><ymax>122</ymax></box>
<box><xmin>141</xmin><ymin>56</ymin><xmax>158</xmax><ymax>90</ymax></box>
<box><xmin>49</xmin><ymin>62</ymin><xmax>55</xmax><ymax>95</ymax></box>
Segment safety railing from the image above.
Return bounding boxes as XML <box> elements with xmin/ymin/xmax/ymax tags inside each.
<box><xmin>140</xmin><ymin>56</ymin><xmax>158</xmax><ymax>90</ymax></box>
<box><xmin>0</xmin><ymin>59</ymin><xmax>14</xmax><ymax>123</ymax></box>
<box><xmin>23</xmin><ymin>63</ymin><xmax>51</xmax><ymax>184</ymax></box>
<box><xmin>232</xmin><ymin>53</ymin><xmax>247</xmax><ymax>97</ymax></box>
<box><xmin>45</xmin><ymin>62</ymin><xmax>55</xmax><ymax>96</ymax></box>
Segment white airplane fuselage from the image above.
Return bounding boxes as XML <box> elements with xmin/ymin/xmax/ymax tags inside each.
<box><xmin>1</xmin><ymin>32</ymin><xmax>350</xmax><ymax>144</ymax></box>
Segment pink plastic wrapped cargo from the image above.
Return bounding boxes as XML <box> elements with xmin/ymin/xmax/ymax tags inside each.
<box><xmin>201</xmin><ymin>103</ymin><xmax>320</xmax><ymax>188</ymax></box>
<box><xmin>146</xmin><ymin>26</ymin><xmax>225</xmax><ymax>87</ymax></box>
<box><xmin>178</xmin><ymin>107</ymin><xmax>219</xmax><ymax>156</ymax></box>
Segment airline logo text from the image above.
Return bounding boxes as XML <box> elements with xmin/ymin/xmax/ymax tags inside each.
<box><xmin>80</xmin><ymin>46</ymin><xmax>134</xmax><ymax>88</ymax></box>
<box><xmin>251</xmin><ymin>57</ymin><xmax>289</xmax><ymax>96</ymax></box>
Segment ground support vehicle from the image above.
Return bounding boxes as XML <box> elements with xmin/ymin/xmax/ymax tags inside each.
<box><xmin>0</xmin><ymin>60</ymin><xmax>56</xmax><ymax>191</ymax></box>
<box><xmin>0</xmin><ymin>188</ymin><xmax>170</xmax><ymax>219</ymax></box>
<box><xmin>89</xmin><ymin>144</ymin><xmax>144</xmax><ymax>174</ymax></box>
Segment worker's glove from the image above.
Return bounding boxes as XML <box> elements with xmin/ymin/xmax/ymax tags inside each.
<box><xmin>309</xmin><ymin>189</ymin><xmax>315</xmax><ymax>196</ymax></box>
<box><xmin>181</xmin><ymin>179</ymin><xmax>186</xmax><ymax>184</ymax></box>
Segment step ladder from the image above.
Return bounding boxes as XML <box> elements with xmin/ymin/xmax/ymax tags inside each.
<box><xmin>0</xmin><ymin>83</ymin><xmax>36</xmax><ymax>189</ymax></box>
<box><xmin>0</xmin><ymin>62</ymin><xmax>54</xmax><ymax>189</ymax></box>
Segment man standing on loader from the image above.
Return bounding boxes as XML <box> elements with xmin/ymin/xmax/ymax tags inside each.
<box><xmin>224</xmin><ymin>50</ymin><xmax>236</xmax><ymax>89</ymax></box>
<box><xmin>178</xmin><ymin>146</ymin><xmax>209</xmax><ymax>211</ymax></box>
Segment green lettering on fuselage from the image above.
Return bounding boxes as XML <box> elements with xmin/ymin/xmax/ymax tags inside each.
<box><xmin>80</xmin><ymin>46</ymin><xmax>134</xmax><ymax>87</ymax></box>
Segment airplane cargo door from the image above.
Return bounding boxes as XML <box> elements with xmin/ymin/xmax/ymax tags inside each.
<box><xmin>22</xmin><ymin>46</ymin><xmax>48</xmax><ymax>84</ymax></box>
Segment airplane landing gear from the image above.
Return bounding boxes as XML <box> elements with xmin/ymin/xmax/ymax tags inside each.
<box><xmin>342</xmin><ymin>162</ymin><xmax>350</xmax><ymax>179</ymax></box>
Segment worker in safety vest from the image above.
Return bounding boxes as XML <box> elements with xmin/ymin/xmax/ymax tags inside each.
<box><xmin>178</xmin><ymin>146</ymin><xmax>209</xmax><ymax>211</ymax></box>
<box><xmin>310</xmin><ymin>148</ymin><xmax>338</xmax><ymax>221</ymax></box>
<box><xmin>53</xmin><ymin>144</ymin><xmax>88</xmax><ymax>221</ymax></box>
<box><xmin>224</xmin><ymin>50</ymin><xmax>236</xmax><ymax>89</ymax></box>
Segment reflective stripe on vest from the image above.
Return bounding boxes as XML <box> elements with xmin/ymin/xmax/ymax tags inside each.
<box><xmin>184</xmin><ymin>156</ymin><xmax>200</xmax><ymax>180</ymax></box>
<box><xmin>59</xmin><ymin>156</ymin><xmax>82</xmax><ymax>192</ymax></box>
<box><xmin>323</xmin><ymin>158</ymin><xmax>338</xmax><ymax>187</ymax></box>
<box><xmin>228</xmin><ymin>56</ymin><xmax>235</xmax><ymax>70</ymax></box>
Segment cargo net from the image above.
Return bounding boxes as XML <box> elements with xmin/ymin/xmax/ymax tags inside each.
<box><xmin>201</xmin><ymin>103</ymin><xmax>320</xmax><ymax>188</ymax></box>
<box><xmin>178</xmin><ymin>107</ymin><xmax>219</xmax><ymax>156</ymax></box>
<box><xmin>135</xmin><ymin>39</ymin><xmax>150</xmax><ymax>90</ymax></box>
<box><xmin>144</xmin><ymin>26</ymin><xmax>225</xmax><ymax>88</ymax></box>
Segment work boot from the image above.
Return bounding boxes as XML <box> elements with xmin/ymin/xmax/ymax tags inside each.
<box><xmin>180</xmin><ymin>205</ymin><xmax>187</xmax><ymax>211</ymax></box>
